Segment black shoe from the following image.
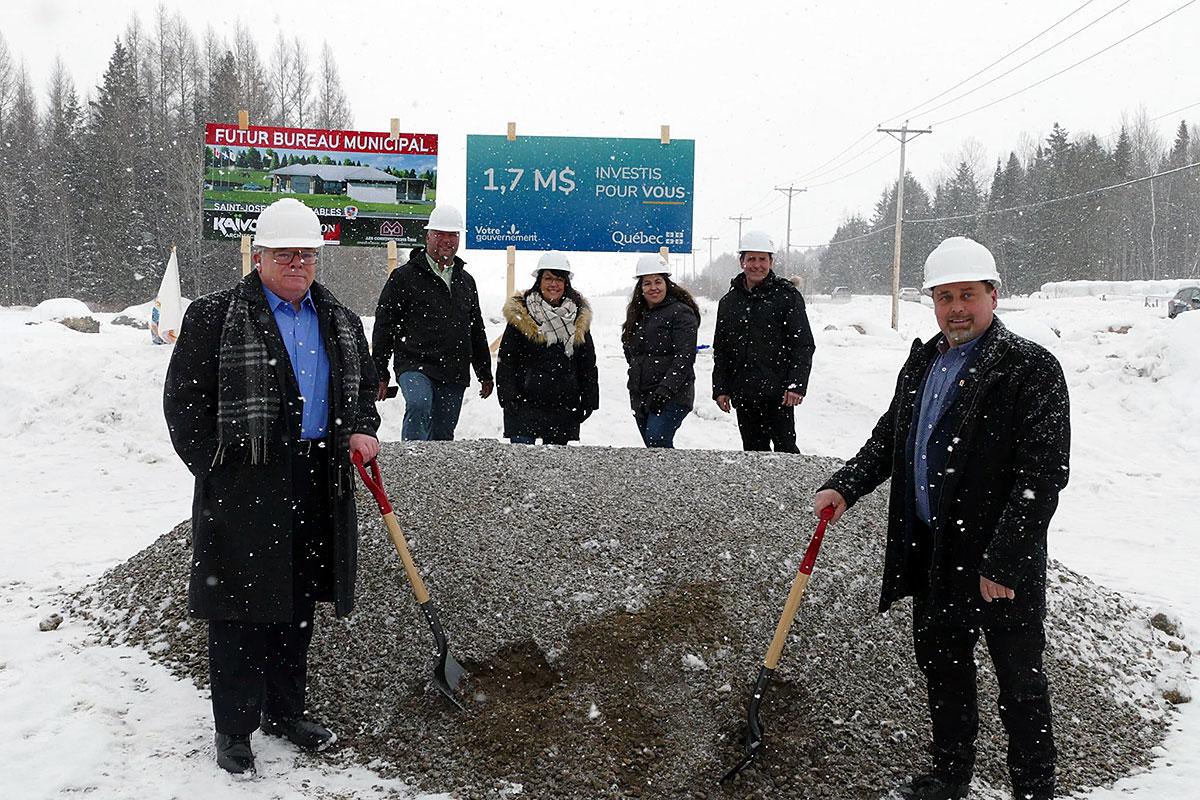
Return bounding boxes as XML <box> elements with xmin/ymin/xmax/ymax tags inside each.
<box><xmin>895</xmin><ymin>773</ymin><xmax>970</xmax><ymax>800</ymax></box>
<box><xmin>215</xmin><ymin>732</ymin><xmax>255</xmax><ymax>775</ymax></box>
<box><xmin>261</xmin><ymin>714</ymin><xmax>337</xmax><ymax>752</ymax></box>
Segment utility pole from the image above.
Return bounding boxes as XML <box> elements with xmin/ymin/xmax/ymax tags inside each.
<box><xmin>878</xmin><ymin>121</ymin><xmax>931</xmax><ymax>330</ymax></box>
<box><xmin>703</xmin><ymin>234</ymin><xmax>719</xmax><ymax>278</ymax></box>
<box><xmin>774</xmin><ymin>185</ymin><xmax>807</xmax><ymax>275</ymax></box>
<box><xmin>729</xmin><ymin>215</ymin><xmax>752</xmax><ymax>249</ymax></box>
<box><xmin>690</xmin><ymin>248</ymin><xmax>701</xmax><ymax>281</ymax></box>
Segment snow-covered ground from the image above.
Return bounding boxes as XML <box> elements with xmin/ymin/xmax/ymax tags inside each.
<box><xmin>1</xmin><ymin>288</ymin><xmax>1196</xmax><ymax>798</ymax></box>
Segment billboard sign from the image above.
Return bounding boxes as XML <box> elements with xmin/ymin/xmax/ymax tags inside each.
<box><xmin>465</xmin><ymin>134</ymin><xmax>694</xmax><ymax>252</ymax></box>
<box><xmin>202</xmin><ymin>123</ymin><xmax>438</xmax><ymax>247</ymax></box>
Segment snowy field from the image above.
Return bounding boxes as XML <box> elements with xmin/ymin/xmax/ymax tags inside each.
<box><xmin>1</xmin><ymin>287</ymin><xmax>1197</xmax><ymax>798</ymax></box>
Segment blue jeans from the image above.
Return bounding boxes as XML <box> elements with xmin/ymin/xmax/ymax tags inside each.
<box><xmin>397</xmin><ymin>371</ymin><xmax>466</xmax><ymax>441</ymax></box>
<box><xmin>636</xmin><ymin>402</ymin><xmax>690</xmax><ymax>448</ymax></box>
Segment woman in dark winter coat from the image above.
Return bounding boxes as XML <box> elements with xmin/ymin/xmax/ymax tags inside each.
<box><xmin>621</xmin><ymin>254</ymin><xmax>701</xmax><ymax>448</ymax></box>
<box><xmin>496</xmin><ymin>251</ymin><xmax>599</xmax><ymax>445</ymax></box>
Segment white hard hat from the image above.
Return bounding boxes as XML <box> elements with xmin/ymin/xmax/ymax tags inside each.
<box><xmin>634</xmin><ymin>254</ymin><xmax>671</xmax><ymax>278</ymax></box>
<box><xmin>426</xmin><ymin>205</ymin><xmax>465</xmax><ymax>233</ymax></box>
<box><xmin>253</xmin><ymin>198</ymin><xmax>325</xmax><ymax>249</ymax></box>
<box><xmin>738</xmin><ymin>230</ymin><xmax>775</xmax><ymax>254</ymax></box>
<box><xmin>922</xmin><ymin>237</ymin><xmax>1002</xmax><ymax>294</ymax></box>
<box><xmin>532</xmin><ymin>250</ymin><xmax>573</xmax><ymax>279</ymax></box>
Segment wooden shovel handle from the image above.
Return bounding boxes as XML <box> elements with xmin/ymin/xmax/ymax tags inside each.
<box><xmin>763</xmin><ymin>507</ymin><xmax>834</xmax><ymax>670</ymax></box>
<box><xmin>382</xmin><ymin>511</ymin><xmax>431</xmax><ymax>605</ymax></box>
<box><xmin>351</xmin><ymin>453</ymin><xmax>431</xmax><ymax>605</ymax></box>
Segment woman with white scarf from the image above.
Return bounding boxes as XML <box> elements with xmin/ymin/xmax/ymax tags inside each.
<box><xmin>496</xmin><ymin>251</ymin><xmax>599</xmax><ymax>445</ymax></box>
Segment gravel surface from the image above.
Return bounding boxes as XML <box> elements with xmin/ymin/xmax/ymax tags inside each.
<box><xmin>76</xmin><ymin>441</ymin><xmax>1189</xmax><ymax>798</ymax></box>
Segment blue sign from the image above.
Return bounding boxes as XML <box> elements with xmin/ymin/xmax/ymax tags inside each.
<box><xmin>465</xmin><ymin>134</ymin><xmax>694</xmax><ymax>253</ymax></box>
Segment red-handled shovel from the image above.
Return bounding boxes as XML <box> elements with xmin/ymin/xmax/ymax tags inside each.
<box><xmin>351</xmin><ymin>452</ymin><xmax>466</xmax><ymax>710</ymax></box>
<box><xmin>720</xmin><ymin>505</ymin><xmax>835</xmax><ymax>782</ymax></box>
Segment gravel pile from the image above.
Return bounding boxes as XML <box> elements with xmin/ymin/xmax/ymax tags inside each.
<box><xmin>76</xmin><ymin>441</ymin><xmax>1189</xmax><ymax>799</ymax></box>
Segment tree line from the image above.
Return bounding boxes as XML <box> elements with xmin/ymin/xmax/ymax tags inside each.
<box><xmin>817</xmin><ymin>115</ymin><xmax>1200</xmax><ymax>295</ymax></box>
<box><xmin>0</xmin><ymin>7</ymin><xmax>354</xmax><ymax>308</ymax></box>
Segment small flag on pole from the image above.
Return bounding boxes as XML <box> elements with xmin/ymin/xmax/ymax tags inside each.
<box><xmin>150</xmin><ymin>246</ymin><xmax>183</xmax><ymax>345</ymax></box>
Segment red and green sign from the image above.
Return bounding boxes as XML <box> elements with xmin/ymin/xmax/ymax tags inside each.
<box><xmin>202</xmin><ymin>123</ymin><xmax>438</xmax><ymax>247</ymax></box>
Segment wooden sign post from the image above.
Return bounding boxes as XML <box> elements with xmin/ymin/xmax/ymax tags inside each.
<box><xmin>238</xmin><ymin>109</ymin><xmax>253</xmax><ymax>276</ymax></box>
<box><xmin>387</xmin><ymin>240</ymin><xmax>398</xmax><ymax>274</ymax></box>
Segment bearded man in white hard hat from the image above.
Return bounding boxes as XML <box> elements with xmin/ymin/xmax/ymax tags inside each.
<box><xmin>372</xmin><ymin>204</ymin><xmax>494</xmax><ymax>440</ymax></box>
<box><xmin>712</xmin><ymin>230</ymin><xmax>815</xmax><ymax>452</ymax></box>
<box><xmin>813</xmin><ymin>237</ymin><xmax>1069</xmax><ymax>800</ymax></box>
<box><xmin>164</xmin><ymin>198</ymin><xmax>381</xmax><ymax>775</ymax></box>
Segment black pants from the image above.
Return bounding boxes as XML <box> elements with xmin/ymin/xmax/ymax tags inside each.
<box><xmin>912</xmin><ymin>597</ymin><xmax>1056</xmax><ymax>797</ymax></box>
<box><xmin>208</xmin><ymin>442</ymin><xmax>332</xmax><ymax>735</ymax></box>
<box><xmin>734</xmin><ymin>402</ymin><xmax>799</xmax><ymax>452</ymax></box>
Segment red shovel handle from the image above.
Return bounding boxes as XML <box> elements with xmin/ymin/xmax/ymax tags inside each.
<box><xmin>351</xmin><ymin>451</ymin><xmax>393</xmax><ymax>515</ymax></box>
<box><xmin>798</xmin><ymin>506</ymin><xmax>835</xmax><ymax>576</ymax></box>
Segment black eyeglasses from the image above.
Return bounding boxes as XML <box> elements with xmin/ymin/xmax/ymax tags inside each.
<box><xmin>270</xmin><ymin>249</ymin><xmax>319</xmax><ymax>265</ymax></box>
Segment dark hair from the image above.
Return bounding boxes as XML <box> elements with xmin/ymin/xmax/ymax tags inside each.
<box><xmin>621</xmin><ymin>275</ymin><xmax>701</xmax><ymax>346</ymax></box>
<box><xmin>527</xmin><ymin>269</ymin><xmax>584</xmax><ymax>307</ymax></box>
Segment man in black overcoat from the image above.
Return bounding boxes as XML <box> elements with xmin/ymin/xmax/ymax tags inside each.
<box><xmin>814</xmin><ymin>237</ymin><xmax>1070</xmax><ymax>800</ymax></box>
<box><xmin>164</xmin><ymin>198</ymin><xmax>380</xmax><ymax>775</ymax></box>
<box><xmin>712</xmin><ymin>229</ymin><xmax>815</xmax><ymax>452</ymax></box>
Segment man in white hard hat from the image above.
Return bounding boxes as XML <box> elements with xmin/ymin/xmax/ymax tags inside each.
<box><xmin>712</xmin><ymin>230</ymin><xmax>815</xmax><ymax>452</ymax></box>
<box><xmin>813</xmin><ymin>237</ymin><xmax>1069</xmax><ymax>800</ymax></box>
<box><xmin>164</xmin><ymin>198</ymin><xmax>381</xmax><ymax>775</ymax></box>
<box><xmin>372</xmin><ymin>204</ymin><xmax>494</xmax><ymax>440</ymax></box>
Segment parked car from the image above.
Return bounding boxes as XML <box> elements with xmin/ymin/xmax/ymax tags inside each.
<box><xmin>899</xmin><ymin>287</ymin><xmax>921</xmax><ymax>303</ymax></box>
<box><xmin>1167</xmin><ymin>286</ymin><xmax>1200</xmax><ymax>318</ymax></box>
<box><xmin>831</xmin><ymin>286</ymin><xmax>852</xmax><ymax>303</ymax></box>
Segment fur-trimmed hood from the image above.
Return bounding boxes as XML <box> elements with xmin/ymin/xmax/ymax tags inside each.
<box><xmin>502</xmin><ymin>292</ymin><xmax>592</xmax><ymax>344</ymax></box>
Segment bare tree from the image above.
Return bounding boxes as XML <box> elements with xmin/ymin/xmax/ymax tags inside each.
<box><xmin>268</xmin><ymin>30</ymin><xmax>292</xmax><ymax>125</ymax></box>
<box><xmin>0</xmin><ymin>32</ymin><xmax>14</xmax><ymax>133</ymax></box>
<box><xmin>232</xmin><ymin>22</ymin><xmax>269</xmax><ymax>121</ymax></box>
<box><xmin>314</xmin><ymin>41</ymin><xmax>350</xmax><ymax>129</ymax></box>
<box><xmin>291</xmin><ymin>38</ymin><xmax>314</xmax><ymax>127</ymax></box>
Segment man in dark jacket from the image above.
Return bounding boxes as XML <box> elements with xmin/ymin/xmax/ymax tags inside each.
<box><xmin>372</xmin><ymin>204</ymin><xmax>493</xmax><ymax>440</ymax></box>
<box><xmin>163</xmin><ymin>199</ymin><xmax>380</xmax><ymax>775</ymax></box>
<box><xmin>712</xmin><ymin>230</ymin><xmax>815</xmax><ymax>452</ymax></box>
<box><xmin>813</xmin><ymin>237</ymin><xmax>1070</xmax><ymax>800</ymax></box>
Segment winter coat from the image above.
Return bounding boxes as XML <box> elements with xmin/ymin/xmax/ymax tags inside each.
<box><xmin>371</xmin><ymin>248</ymin><xmax>493</xmax><ymax>387</ymax></box>
<box><xmin>496</xmin><ymin>292</ymin><xmax>599</xmax><ymax>441</ymax></box>
<box><xmin>820</xmin><ymin>319</ymin><xmax>1071</xmax><ymax>627</ymax></box>
<box><xmin>163</xmin><ymin>272</ymin><xmax>380</xmax><ymax>624</ymax></box>
<box><xmin>712</xmin><ymin>272</ymin><xmax>815</xmax><ymax>404</ymax></box>
<box><xmin>623</xmin><ymin>295</ymin><xmax>700</xmax><ymax>412</ymax></box>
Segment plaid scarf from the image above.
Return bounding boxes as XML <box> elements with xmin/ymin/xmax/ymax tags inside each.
<box><xmin>525</xmin><ymin>292</ymin><xmax>579</xmax><ymax>356</ymax></box>
<box><xmin>215</xmin><ymin>279</ymin><xmax>362</xmax><ymax>465</ymax></box>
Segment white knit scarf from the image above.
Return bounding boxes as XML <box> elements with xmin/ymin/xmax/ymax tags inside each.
<box><xmin>525</xmin><ymin>291</ymin><xmax>579</xmax><ymax>356</ymax></box>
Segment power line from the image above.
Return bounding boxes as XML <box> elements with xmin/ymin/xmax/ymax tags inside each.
<box><xmin>933</xmin><ymin>0</ymin><xmax>1198</xmax><ymax>127</ymax></box>
<box><xmin>909</xmin><ymin>158</ymin><xmax>1200</xmax><ymax>223</ymax></box>
<box><xmin>806</xmin><ymin>145</ymin><xmax>899</xmax><ymax>188</ymax></box>
<box><xmin>914</xmin><ymin>0</ymin><xmax>1135</xmax><ymax>123</ymax></box>
<box><xmin>796</xmin><ymin>159</ymin><xmax>1200</xmax><ymax>249</ymax></box>
<box><xmin>795</xmin><ymin>139</ymin><xmax>889</xmax><ymax>184</ymax></box>
<box><xmin>780</xmin><ymin>0</ymin><xmax>1106</xmax><ymax>190</ymax></box>
<box><xmin>881</xmin><ymin>0</ymin><xmax>1103</xmax><ymax>125</ymax></box>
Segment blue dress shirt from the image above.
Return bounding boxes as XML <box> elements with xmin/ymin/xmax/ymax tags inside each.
<box><xmin>913</xmin><ymin>334</ymin><xmax>983</xmax><ymax>525</ymax></box>
<box><xmin>261</xmin><ymin>284</ymin><xmax>330</xmax><ymax>440</ymax></box>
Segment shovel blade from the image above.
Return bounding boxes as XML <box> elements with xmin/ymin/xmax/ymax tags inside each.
<box><xmin>433</xmin><ymin>650</ymin><xmax>467</xmax><ymax>710</ymax></box>
<box><xmin>420</xmin><ymin>600</ymin><xmax>468</xmax><ymax>710</ymax></box>
<box><xmin>719</xmin><ymin>664</ymin><xmax>772</xmax><ymax>783</ymax></box>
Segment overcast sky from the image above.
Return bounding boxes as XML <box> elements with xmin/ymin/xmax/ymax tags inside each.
<box><xmin>6</xmin><ymin>0</ymin><xmax>1198</xmax><ymax>289</ymax></box>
